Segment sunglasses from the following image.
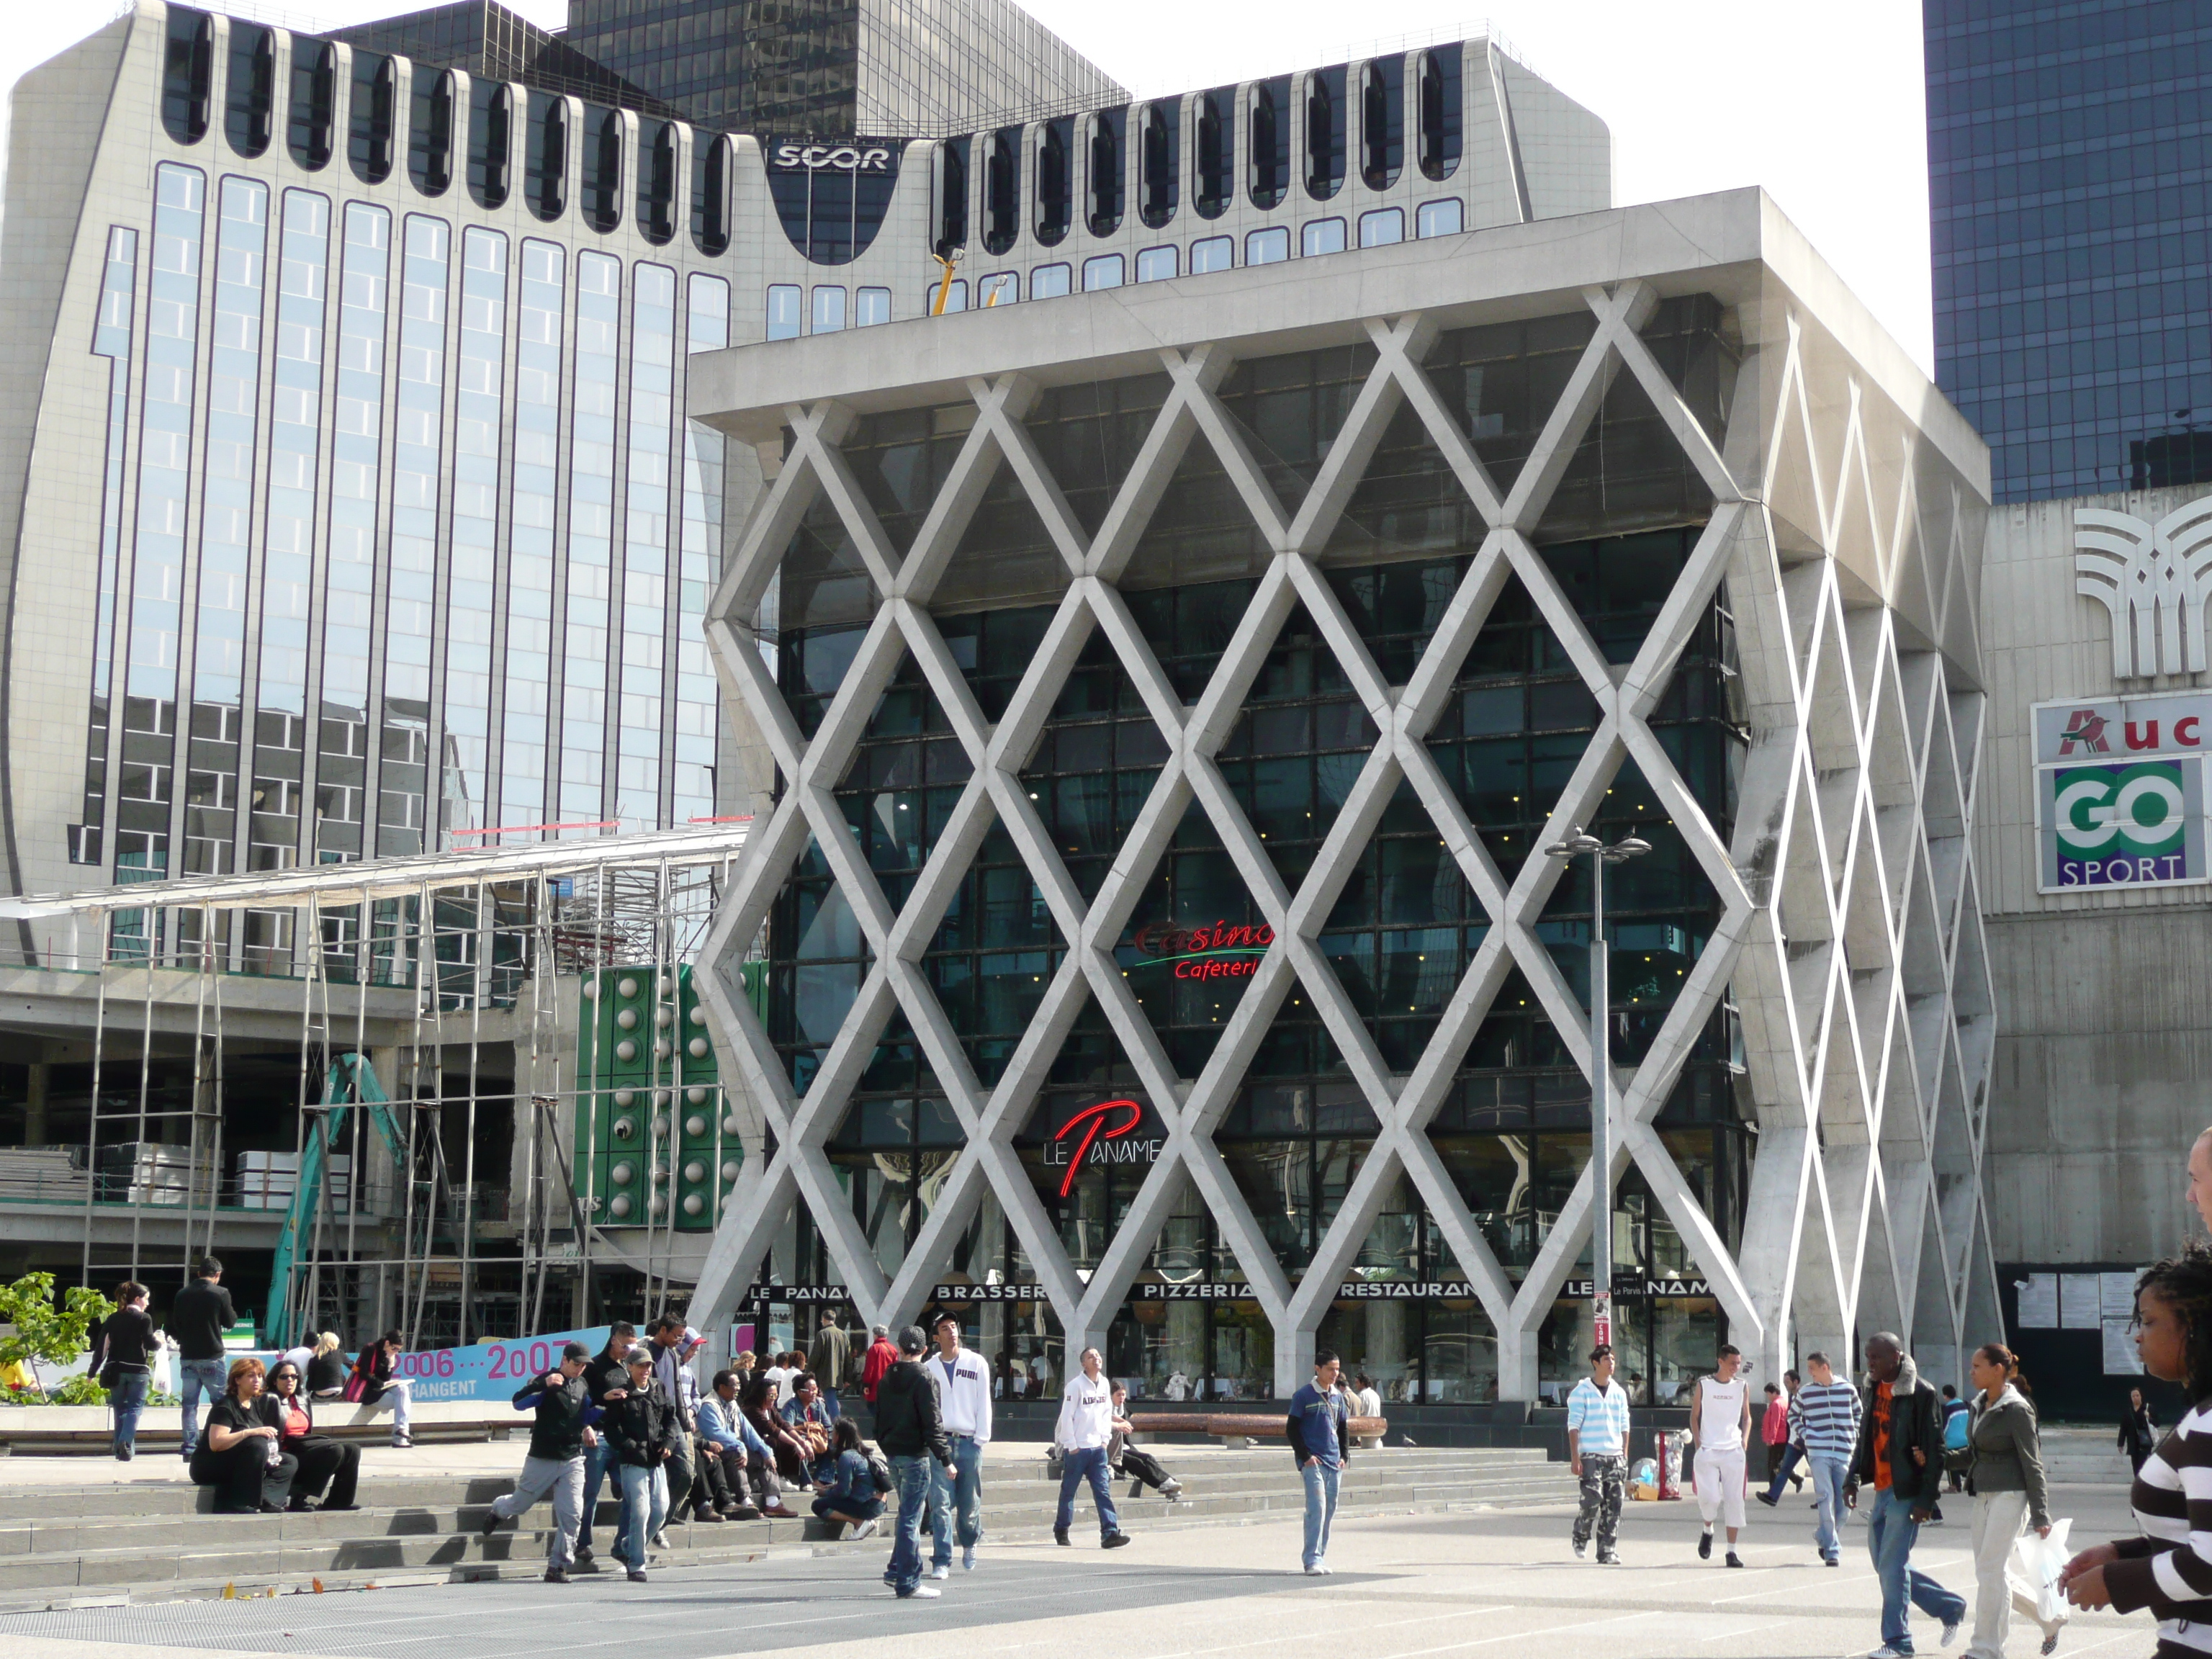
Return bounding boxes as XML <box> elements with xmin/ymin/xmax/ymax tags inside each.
<box><xmin>271</xmin><ymin>1371</ymin><xmax>300</xmax><ymax>1382</ymax></box>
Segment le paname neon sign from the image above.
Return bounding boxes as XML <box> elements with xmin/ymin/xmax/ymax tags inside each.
<box><xmin>1044</xmin><ymin>1098</ymin><xmax>1161</xmax><ymax>1197</ymax></box>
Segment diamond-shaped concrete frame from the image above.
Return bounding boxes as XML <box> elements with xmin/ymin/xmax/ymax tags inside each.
<box><xmin>686</xmin><ymin>279</ymin><xmax>1997</xmax><ymax>1396</ymax></box>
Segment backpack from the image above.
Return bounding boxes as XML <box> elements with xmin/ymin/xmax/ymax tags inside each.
<box><xmin>1943</xmin><ymin>1403</ymin><xmax>1970</xmax><ymax>1452</ymax></box>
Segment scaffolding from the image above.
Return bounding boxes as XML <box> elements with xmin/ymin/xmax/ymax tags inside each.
<box><xmin>0</xmin><ymin>822</ymin><xmax>752</xmax><ymax>1347</ymax></box>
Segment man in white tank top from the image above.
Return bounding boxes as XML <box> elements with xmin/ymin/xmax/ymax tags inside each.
<box><xmin>1688</xmin><ymin>1344</ymin><xmax>1753</xmax><ymax>1567</ymax></box>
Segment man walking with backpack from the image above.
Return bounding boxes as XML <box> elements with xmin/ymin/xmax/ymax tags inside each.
<box><xmin>1845</xmin><ymin>1333</ymin><xmax>1966</xmax><ymax>1657</ymax></box>
<box><xmin>873</xmin><ymin>1325</ymin><xmax>953</xmax><ymax>1599</ymax></box>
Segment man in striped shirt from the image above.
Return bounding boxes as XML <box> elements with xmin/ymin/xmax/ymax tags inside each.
<box><xmin>1794</xmin><ymin>1351</ymin><xmax>1861</xmax><ymax>1568</ymax></box>
<box><xmin>1567</xmin><ymin>1342</ymin><xmax>1631</xmax><ymax>1565</ymax></box>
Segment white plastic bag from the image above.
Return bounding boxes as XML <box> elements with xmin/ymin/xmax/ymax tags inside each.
<box><xmin>2011</xmin><ymin>1516</ymin><xmax>2072</xmax><ymax>1627</ymax></box>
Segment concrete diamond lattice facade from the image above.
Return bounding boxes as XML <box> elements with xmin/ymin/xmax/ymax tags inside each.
<box><xmin>684</xmin><ymin>192</ymin><xmax>2004</xmax><ymax>1399</ymax></box>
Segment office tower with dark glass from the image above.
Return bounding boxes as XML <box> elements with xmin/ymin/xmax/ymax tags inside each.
<box><xmin>1925</xmin><ymin>0</ymin><xmax>2212</xmax><ymax>501</ymax></box>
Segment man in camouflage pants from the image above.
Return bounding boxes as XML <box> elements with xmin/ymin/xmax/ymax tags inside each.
<box><xmin>1567</xmin><ymin>1342</ymin><xmax>1631</xmax><ymax>1564</ymax></box>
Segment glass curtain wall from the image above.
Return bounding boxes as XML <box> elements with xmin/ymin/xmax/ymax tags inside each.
<box><xmin>561</xmin><ymin>251</ymin><xmax>620</xmax><ymax>823</ymax></box>
<box><xmin>376</xmin><ymin>214</ymin><xmax>450</xmax><ymax>856</ymax></box>
<box><xmin>74</xmin><ymin>228</ymin><xmax>138</xmax><ymax>869</ymax></box>
<box><xmin>616</xmin><ymin>264</ymin><xmax>675</xmax><ymax>827</ymax></box>
<box><xmin>676</xmin><ymin>275</ymin><xmax>729</xmax><ymax>826</ymax></box>
<box><xmin>183</xmin><ymin>176</ymin><xmax>268</xmax><ymax>888</ymax></box>
<box><xmin>444</xmin><ymin>227</ymin><xmax>507</xmax><ymax>840</ymax></box>
<box><xmin>119</xmin><ymin>162</ymin><xmax>208</xmax><ymax>922</ymax></box>
<box><xmin>769</xmin><ymin>309</ymin><xmax>1750</xmax><ymax>1400</ymax></box>
<box><xmin>502</xmin><ymin>239</ymin><xmax>565</xmax><ymax>831</ymax></box>
<box><xmin>320</xmin><ymin>202</ymin><xmax>392</xmax><ymax>863</ymax></box>
<box><xmin>252</xmin><ymin>189</ymin><xmax>330</xmax><ymax>881</ymax></box>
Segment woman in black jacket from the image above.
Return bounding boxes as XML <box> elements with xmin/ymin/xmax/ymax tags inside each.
<box><xmin>2119</xmin><ymin>1387</ymin><xmax>2158</xmax><ymax>1473</ymax></box>
<box><xmin>267</xmin><ymin>1359</ymin><xmax>359</xmax><ymax>1511</ymax></box>
<box><xmin>86</xmin><ymin>1280</ymin><xmax>156</xmax><ymax>1460</ymax></box>
<box><xmin>305</xmin><ymin>1333</ymin><xmax>349</xmax><ymax>1398</ymax></box>
<box><xmin>188</xmin><ymin>1358</ymin><xmax>297</xmax><ymax>1514</ymax></box>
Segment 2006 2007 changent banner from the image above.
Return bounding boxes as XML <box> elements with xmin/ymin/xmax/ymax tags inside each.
<box><xmin>242</xmin><ymin>1328</ymin><xmax>613</xmax><ymax>1403</ymax></box>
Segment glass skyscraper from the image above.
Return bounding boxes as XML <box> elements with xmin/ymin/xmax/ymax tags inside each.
<box><xmin>1926</xmin><ymin>0</ymin><xmax>2212</xmax><ymax>501</ymax></box>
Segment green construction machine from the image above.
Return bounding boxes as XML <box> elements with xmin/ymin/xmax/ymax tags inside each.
<box><xmin>261</xmin><ymin>1053</ymin><xmax>409</xmax><ymax>1348</ymax></box>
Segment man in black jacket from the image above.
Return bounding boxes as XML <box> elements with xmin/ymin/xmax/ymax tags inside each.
<box><xmin>1844</xmin><ymin>1334</ymin><xmax>1966</xmax><ymax>1656</ymax></box>
<box><xmin>572</xmin><ymin>1321</ymin><xmax>637</xmax><ymax>1567</ymax></box>
<box><xmin>873</xmin><ymin>1325</ymin><xmax>952</xmax><ymax>1600</ymax></box>
<box><xmin>480</xmin><ymin>1341</ymin><xmax>599</xmax><ymax>1582</ymax></box>
<box><xmin>604</xmin><ymin>1348</ymin><xmax>682</xmax><ymax>1582</ymax></box>
<box><xmin>171</xmin><ymin>1256</ymin><xmax>235</xmax><ymax>1460</ymax></box>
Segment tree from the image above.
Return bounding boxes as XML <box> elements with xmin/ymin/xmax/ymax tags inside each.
<box><xmin>0</xmin><ymin>1272</ymin><xmax>112</xmax><ymax>1401</ymax></box>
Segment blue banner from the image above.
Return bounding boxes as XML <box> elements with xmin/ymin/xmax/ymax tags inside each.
<box><xmin>253</xmin><ymin>1327</ymin><xmax>615</xmax><ymax>1404</ymax></box>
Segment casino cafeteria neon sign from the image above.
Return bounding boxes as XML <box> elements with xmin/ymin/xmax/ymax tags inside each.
<box><xmin>1131</xmin><ymin>920</ymin><xmax>1273</xmax><ymax>980</ymax></box>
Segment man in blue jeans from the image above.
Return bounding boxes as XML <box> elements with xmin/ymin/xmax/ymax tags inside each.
<box><xmin>1792</xmin><ymin>1350</ymin><xmax>1862</xmax><ymax>1567</ymax></box>
<box><xmin>926</xmin><ymin>1313</ymin><xmax>992</xmax><ymax>1576</ymax></box>
<box><xmin>872</xmin><ymin>1325</ymin><xmax>953</xmax><ymax>1599</ymax></box>
<box><xmin>1845</xmin><ymin>1333</ymin><xmax>1964</xmax><ymax>1658</ymax></box>
<box><xmin>1051</xmin><ymin>1347</ymin><xmax>1132</xmax><ymax>1548</ymax></box>
<box><xmin>572</xmin><ymin>1321</ymin><xmax>637</xmax><ymax>1567</ymax></box>
<box><xmin>1287</xmin><ymin>1347</ymin><xmax>1351</xmax><ymax>1575</ymax></box>
<box><xmin>170</xmin><ymin>1256</ymin><xmax>234</xmax><ymax>1458</ymax></box>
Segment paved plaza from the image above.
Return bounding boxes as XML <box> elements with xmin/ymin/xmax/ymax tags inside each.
<box><xmin>0</xmin><ymin>1475</ymin><xmax>2157</xmax><ymax>1659</ymax></box>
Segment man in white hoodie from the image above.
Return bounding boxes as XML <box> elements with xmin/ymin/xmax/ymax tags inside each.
<box><xmin>1053</xmin><ymin>1347</ymin><xmax>1133</xmax><ymax>1550</ymax></box>
<box><xmin>925</xmin><ymin>1313</ymin><xmax>993</xmax><ymax>1578</ymax></box>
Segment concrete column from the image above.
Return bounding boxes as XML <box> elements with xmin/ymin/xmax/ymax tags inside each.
<box><xmin>24</xmin><ymin>1061</ymin><xmax>48</xmax><ymax>1145</ymax></box>
<box><xmin>1274</xmin><ymin>1321</ymin><xmax>1316</xmax><ymax>1396</ymax></box>
<box><xmin>1497</xmin><ymin>1319</ymin><xmax>1539</xmax><ymax>1401</ymax></box>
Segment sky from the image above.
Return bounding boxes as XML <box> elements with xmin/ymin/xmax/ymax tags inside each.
<box><xmin>1</xmin><ymin>0</ymin><xmax>1938</xmax><ymax>375</ymax></box>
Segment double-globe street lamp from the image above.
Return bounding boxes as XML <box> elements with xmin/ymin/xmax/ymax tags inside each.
<box><xmin>1543</xmin><ymin>825</ymin><xmax>1650</xmax><ymax>1354</ymax></box>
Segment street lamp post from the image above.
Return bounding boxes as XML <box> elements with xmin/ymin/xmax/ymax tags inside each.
<box><xmin>1544</xmin><ymin>825</ymin><xmax>1650</xmax><ymax>1354</ymax></box>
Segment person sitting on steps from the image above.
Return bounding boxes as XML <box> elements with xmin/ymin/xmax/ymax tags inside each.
<box><xmin>189</xmin><ymin>1357</ymin><xmax>297</xmax><ymax>1514</ymax></box>
<box><xmin>810</xmin><ymin>1417</ymin><xmax>886</xmax><ymax>1540</ymax></box>
<box><xmin>266</xmin><ymin>1359</ymin><xmax>359</xmax><ymax>1512</ymax></box>
<box><xmin>1107</xmin><ymin>1382</ymin><xmax>1183</xmax><ymax>1501</ymax></box>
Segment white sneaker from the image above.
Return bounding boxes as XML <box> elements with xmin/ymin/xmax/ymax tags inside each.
<box><xmin>1941</xmin><ymin>1617</ymin><xmax>1964</xmax><ymax>1649</ymax></box>
<box><xmin>927</xmin><ymin>1563</ymin><xmax>950</xmax><ymax>1579</ymax></box>
<box><xmin>852</xmin><ymin>1516</ymin><xmax>880</xmax><ymax>1541</ymax></box>
<box><xmin>901</xmin><ymin>1585</ymin><xmax>942</xmax><ymax>1599</ymax></box>
<box><xmin>1304</xmin><ymin>1564</ymin><xmax>1326</xmax><ymax>1576</ymax></box>
<box><xmin>1864</xmin><ymin>1647</ymin><xmax>1910</xmax><ymax>1659</ymax></box>
<box><xmin>961</xmin><ymin>1547</ymin><xmax>976</xmax><ymax>1570</ymax></box>
<box><xmin>650</xmin><ymin>1531</ymin><xmax>672</xmax><ymax>1551</ymax></box>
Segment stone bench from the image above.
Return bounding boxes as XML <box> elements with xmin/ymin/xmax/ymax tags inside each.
<box><xmin>0</xmin><ymin>1398</ymin><xmax>524</xmax><ymax>1455</ymax></box>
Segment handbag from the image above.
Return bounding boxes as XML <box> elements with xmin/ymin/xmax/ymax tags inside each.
<box><xmin>866</xmin><ymin>1445</ymin><xmax>894</xmax><ymax>1495</ymax></box>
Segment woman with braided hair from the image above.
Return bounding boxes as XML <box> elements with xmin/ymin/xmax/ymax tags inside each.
<box><xmin>2059</xmin><ymin>1245</ymin><xmax>2212</xmax><ymax>1654</ymax></box>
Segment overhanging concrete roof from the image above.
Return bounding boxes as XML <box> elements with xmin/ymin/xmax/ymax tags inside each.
<box><xmin>687</xmin><ymin>186</ymin><xmax>1990</xmax><ymax>502</ymax></box>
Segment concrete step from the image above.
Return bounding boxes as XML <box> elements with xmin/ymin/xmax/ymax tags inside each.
<box><xmin>0</xmin><ymin>1466</ymin><xmax>1564</xmax><ymax>1559</ymax></box>
<box><xmin>0</xmin><ymin>1450</ymin><xmax>1574</xmax><ymax>1607</ymax></box>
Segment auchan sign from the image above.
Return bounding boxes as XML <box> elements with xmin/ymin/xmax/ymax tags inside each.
<box><xmin>2033</xmin><ymin>692</ymin><xmax>2211</xmax><ymax>892</ymax></box>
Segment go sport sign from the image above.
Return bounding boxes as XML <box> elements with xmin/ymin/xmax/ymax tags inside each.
<box><xmin>2034</xmin><ymin>693</ymin><xmax>2211</xmax><ymax>891</ymax></box>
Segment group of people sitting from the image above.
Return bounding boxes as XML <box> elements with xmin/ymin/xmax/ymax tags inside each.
<box><xmin>186</xmin><ymin>1355</ymin><xmax>362</xmax><ymax>1514</ymax></box>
